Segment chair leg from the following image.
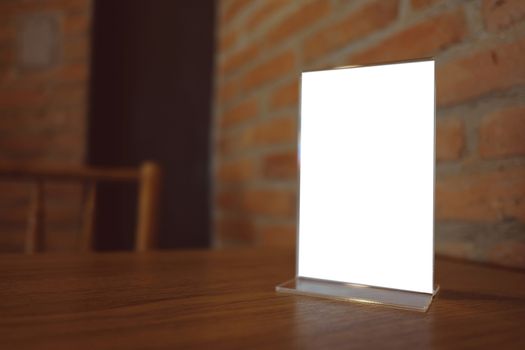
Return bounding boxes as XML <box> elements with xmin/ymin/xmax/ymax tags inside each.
<box><xmin>25</xmin><ymin>180</ymin><xmax>45</xmax><ymax>254</ymax></box>
<box><xmin>136</xmin><ymin>162</ymin><xmax>161</xmax><ymax>252</ymax></box>
<box><xmin>81</xmin><ymin>181</ymin><xmax>97</xmax><ymax>252</ymax></box>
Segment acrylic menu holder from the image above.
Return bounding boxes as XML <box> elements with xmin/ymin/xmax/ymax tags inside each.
<box><xmin>276</xmin><ymin>59</ymin><xmax>439</xmax><ymax>312</ymax></box>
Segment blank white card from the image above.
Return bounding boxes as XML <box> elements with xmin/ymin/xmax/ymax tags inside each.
<box><xmin>297</xmin><ymin>60</ymin><xmax>435</xmax><ymax>294</ymax></box>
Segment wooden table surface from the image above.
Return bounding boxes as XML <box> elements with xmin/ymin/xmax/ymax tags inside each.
<box><xmin>1</xmin><ymin>248</ymin><xmax>524</xmax><ymax>349</ymax></box>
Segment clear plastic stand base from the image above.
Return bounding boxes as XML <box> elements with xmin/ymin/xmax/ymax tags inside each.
<box><xmin>276</xmin><ymin>277</ymin><xmax>439</xmax><ymax>312</ymax></box>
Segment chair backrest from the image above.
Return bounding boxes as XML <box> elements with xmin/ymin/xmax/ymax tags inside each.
<box><xmin>0</xmin><ymin>162</ymin><xmax>161</xmax><ymax>253</ymax></box>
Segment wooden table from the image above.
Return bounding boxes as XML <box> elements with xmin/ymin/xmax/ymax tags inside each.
<box><xmin>1</xmin><ymin>248</ymin><xmax>524</xmax><ymax>349</ymax></box>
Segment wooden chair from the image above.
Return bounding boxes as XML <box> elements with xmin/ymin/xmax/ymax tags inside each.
<box><xmin>0</xmin><ymin>162</ymin><xmax>161</xmax><ymax>253</ymax></box>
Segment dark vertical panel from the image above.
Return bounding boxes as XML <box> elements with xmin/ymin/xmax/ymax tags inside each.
<box><xmin>88</xmin><ymin>0</ymin><xmax>214</xmax><ymax>249</ymax></box>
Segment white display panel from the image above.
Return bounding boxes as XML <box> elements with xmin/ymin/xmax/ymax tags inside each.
<box><xmin>297</xmin><ymin>60</ymin><xmax>435</xmax><ymax>294</ymax></box>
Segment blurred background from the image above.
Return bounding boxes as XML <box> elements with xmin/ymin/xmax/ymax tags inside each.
<box><xmin>0</xmin><ymin>0</ymin><xmax>523</xmax><ymax>268</ymax></box>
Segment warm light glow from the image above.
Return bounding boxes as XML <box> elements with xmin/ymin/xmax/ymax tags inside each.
<box><xmin>297</xmin><ymin>60</ymin><xmax>435</xmax><ymax>294</ymax></box>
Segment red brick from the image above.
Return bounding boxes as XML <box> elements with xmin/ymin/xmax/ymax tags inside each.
<box><xmin>0</xmin><ymin>0</ymin><xmax>91</xmax><ymax>16</ymax></box>
<box><xmin>0</xmin><ymin>109</ymin><xmax>83</xmax><ymax>132</ymax></box>
<box><xmin>0</xmin><ymin>88</ymin><xmax>46</xmax><ymax>108</ymax></box>
<box><xmin>437</xmin><ymin>38</ymin><xmax>525</xmax><ymax>106</ymax></box>
<box><xmin>216</xmin><ymin>187</ymin><xmax>296</xmax><ymax>218</ymax></box>
<box><xmin>479</xmin><ymin>106</ymin><xmax>525</xmax><ymax>159</ymax></box>
<box><xmin>220</xmin><ymin>43</ymin><xmax>260</xmax><ymax>76</ymax></box>
<box><xmin>218</xmin><ymin>116</ymin><xmax>296</xmax><ymax>157</ymax></box>
<box><xmin>265</xmin><ymin>1</ymin><xmax>330</xmax><ymax>44</ymax></box>
<box><xmin>63</xmin><ymin>12</ymin><xmax>91</xmax><ymax>34</ymax></box>
<box><xmin>411</xmin><ymin>0</ymin><xmax>443</xmax><ymax>10</ymax></box>
<box><xmin>7</xmin><ymin>62</ymin><xmax>89</xmax><ymax>86</ymax></box>
<box><xmin>303</xmin><ymin>0</ymin><xmax>398</xmax><ymax>63</ymax></box>
<box><xmin>245</xmin><ymin>0</ymin><xmax>290</xmax><ymax>32</ymax></box>
<box><xmin>216</xmin><ymin>79</ymin><xmax>238</xmax><ymax>104</ymax></box>
<box><xmin>240</xmin><ymin>50</ymin><xmax>296</xmax><ymax>92</ymax></box>
<box><xmin>0</xmin><ymin>182</ymin><xmax>32</xmax><ymax>204</ymax></box>
<box><xmin>253</xmin><ymin>116</ymin><xmax>297</xmax><ymax>145</ymax></box>
<box><xmin>262</xmin><ymin>151</ymin><xmax>298</xmax><ymax>180</ymax></box>
<box><xmin>436</xmin><ymin>118</ymin><xmax>465</xmax><ymax>161</ymax></box>
<box><xmin>221</xmin><ymin>0</ymin><xmax>251</xmax><ymax>24</ymax></box>
<box><xmin>218</xmin><ymin>30</ymin><xmax>238</xmax><ymax>52</ymax></box>
<box><xmin>0</xmin><ymin>199</ymin><xmax>82</xmax><ymax>226</ymax></box>
<box><xmin>436</xmin><ymin>166</ymin><xmax>525</xmax><ymax>222</ymax></box>
<box><xmin>48</xmin><ymin>84</ymin><xmax>87</xmax><ymax>107</ymax></box>
<box><xmin>0</xmin><ymin>24</ymin><xmax>16</xmax><ymax>43</ymax></box>
<box><xmin>0</xmin><ymin>182</ymin><xmax>83</xmax><ymax>250</ymax></box>
<box><xmin>216</xmin><ymin>157</ymin><xmax>256</xmax><ymax>182</ymax></box>
<box><xmin>482</xmin><ymin>0</ymin><xmax>525</xmax><ymax>32</ymax></box>
<box><xmin>215</xmin><ymin>190</ymin><xmax>242</xmax><ymax>212</ymax></box>
<box><xmin>351</xmin><ymin>9</ymin><xmax>467</xmax><ymax>65</ymax></box>
<box><xmin>0</xmin><ymin>0</ymin><xmax>91</xmax><ymax>252</ymax></box>
<box><xmin>259</xmin><ymin>223</ymin><xmax>296</xmax><ymax>247</ymax></box>
<box><xmin>215</xmin><ymin>216</ymin><xmax>256</xmax><ymax>244</ymax></box>
<box><xmin>217</xmin><ymin>127</ymin><xmax>254</xmax><ymax>156</ymax></box>
<box><xmin>63</xmin><ymin>38</ymin><xmax>90</xmax><ymax>62</ymax></box>
<box><xmin>220</xmin><ymin>96</ymin><xmax>258</xmax><ymax>128</ymax></box>
<box><xmin>212</xmin><ymin>0</ymin><xmax>525</xmax><ymax>266</ymax></box>
<box><xmin>269</xmin><ymin>80</ymin><xmax>299</xmax><ymax>110</ymax></box>
<box><xmin>242</xmin><ymin>188</ymin><xmax>296</xmax><ymax>217</ymax></box>
<box><xmin>0</xmin><ymin>130</ymin><xmax>83</xmax><ymax>160</ymax></box>
<box><xmin>44</xmin><ymin>182</ymin><xmax>84</xmax><ymax>198</ymax></box>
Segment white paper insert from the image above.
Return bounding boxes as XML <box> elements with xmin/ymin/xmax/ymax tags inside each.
<box><xmin>297</xmin><ymin>60</ymin><xmax>435</xmax><ymax>294</ymax></box>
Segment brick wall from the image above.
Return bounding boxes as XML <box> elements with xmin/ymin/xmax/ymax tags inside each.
<box><xmin>0</xmin><ymin>0</ymin><xmax>92</xmax><ymax>251</ymax></box>
<box><xmin>213</xmin><ymin>0</ymin><xmax>525</xmax><ymax>268</ymax></box>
